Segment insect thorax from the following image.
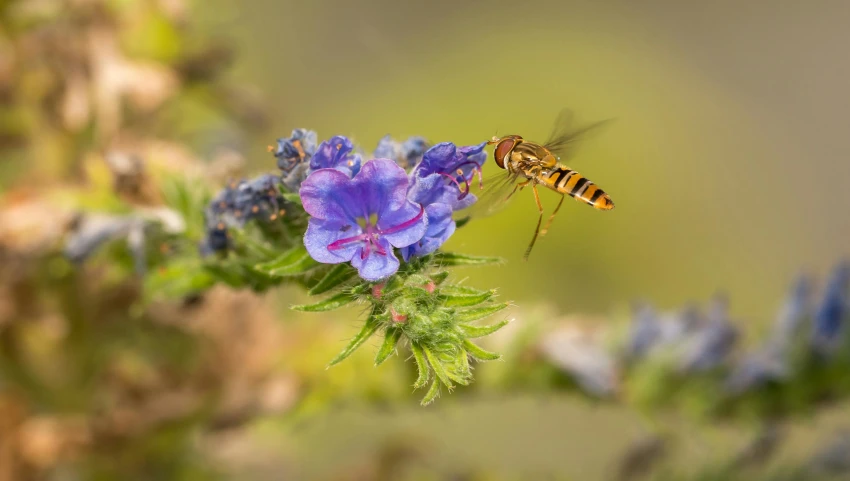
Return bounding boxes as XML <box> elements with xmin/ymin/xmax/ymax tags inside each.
<box><xmin>507</xmin><ymin>141</ymin><xmax>553</xmax><ymax>173</ymax></box>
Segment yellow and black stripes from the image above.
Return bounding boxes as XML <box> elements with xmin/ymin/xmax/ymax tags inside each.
<box><xmin>543</xmin><ymin>166</ymin><xmax>614</xmax><ymax>210</ymax></box>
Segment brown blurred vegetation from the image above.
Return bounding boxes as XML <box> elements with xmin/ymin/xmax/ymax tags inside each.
<box><xmin>0</xmin><ymin>1</ymin><xmax>297</xmax><ymax>479</ymax></box>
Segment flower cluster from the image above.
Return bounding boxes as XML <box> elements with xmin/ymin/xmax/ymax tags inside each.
<box><xmin>299</xmin><ymin>132</ymin><xmax>488</xmax><ymax>281</ymax></box>
<box><xmin>271</xmin><ymin>129</ymin><xmax>366</xmax><ymax>192</ymax></box>
<box><xmin>373</xmin><ymin>135</ymin><xmax>430</xmax><ymax>169</ymax></box>
<box><xmin>139</xmin><ymin>127</ymin><xmax>509</xmax><ymax>406</ymax></box>
<box><xmin>534</xmin><ymin>261</ymin><xmax>850</xmax><ymax>411</ymax></box>
<box><xmin>271</xmin><ymin>128</ymin><xmax>318</xmax><ymax>191</ymax></box>
<box><xmin>201</xmin><ymin>174</ymin><xmax>288</xmax><ymax>254</ymax></box>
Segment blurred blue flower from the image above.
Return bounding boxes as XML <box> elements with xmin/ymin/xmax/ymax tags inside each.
<box><xmin>202</xmin><ymin>174</ymin><xmax>287</xmax><ymax>255</ymax></box>
<box><xmin>233</xmin><ymin>174</ymin><xmax>286</xmax><ymax>223</ymax></box>
<box><xmin>64</xmin><ymin>214</ymin><xmax>135</xmax><ymax>263</ymax></box>
<box><xmin>64</xmin><ymin>214</ymin><xmax>147</xmax><ymax>273</ymax></box>
<box><xmin>311</xmin><ymin>135</ymin><xmax>361</xmax><ymax>178</ymax></box>
<box><xmin>402</xmin><ymin>137</ymin><xmax>429</xmax><ymax>165</ymax></box>
<box><xmin>811</xmin><ymin>262</ymin><xmax>849</xmax><ymax>356</ymax></box>
<box><xmin>400</xmin><ymin>202</ymin><xmax>456</xmax><ymax>261</ymax></box>
<box><xmin>624</xmin><ymin>304</ymin><xmax>702</xmax><ymax>361</ymax></box>
<box><xmin>200</xmin><ymin>221</ymin><xmax>230</xmax><ymax>255</ymax></box>
<box><xmin>206</xmin><ymin>179</ymin><xmax>239</xmax><ymax>218</ymax></box>
<box><xmin>408</xmin><ymin>141</ymin><xmax>487</xmax><ymax>211</ymax></box>
<box><xmin>300</xmin><ymin>159</ymin><xmax>427</xmax><ymax>281</ymax></box>
<box><xmin>678</xmin><ymin>296</ymin><xmax>739</xmax><ymax>373</ymax></box>
<box><xmin>373</xmin><ymin>135</ymin><xmax>430</xmax><ymax>169</ymax></box>
<box><xmin>725</xmin><ymin>277</ymin><xmax>811</xmax><ymax>395</ymax></box>
<box><xmin>272</xmin><ymin>128</ymin><xmax>318</xmax><ymax>191</ymax></box>
<box><xmin>624</xmin><ymin>303</ymin><xmax>663</xmax><ymax>360</ymax></box>
<box><xmin>724</xmin><ymin>346</ymin><xmax>788</xmax><ymax>395</ymax></box>
<box><xmin>207</xmin><ymin>175</ymin><xmax>285</xmax><ymax>226</ymax></box>
<box><xmin>767</xmin><ymin>275</ymin><xmax>811</xmax><ymax>351</ymax></box>
<box><xmin>540</xmin><ymin>326</ymin><xmax>619</xmax><ymax>398</ymax></box>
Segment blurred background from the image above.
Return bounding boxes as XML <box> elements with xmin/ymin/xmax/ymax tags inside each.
<box><xmin>2</xmin><ymin>0</ymin><xmax>850</xmax><ymax>480</ymax></box>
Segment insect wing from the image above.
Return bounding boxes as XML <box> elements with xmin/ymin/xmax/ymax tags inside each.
<box><xmin>459</xmin><ymin>170</ymin><xmax>522</xmax><ymax>219</ymax></box>
<box><xmin>544</xmin><ymin>108</ymin><xmax>612</xmax><ymax>160</ymax></box>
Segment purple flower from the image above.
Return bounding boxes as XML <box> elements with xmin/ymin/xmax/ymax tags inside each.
<box><xmin>310</xmin><ymin>135</ymin><xmax>361</xmax><ymax>177</ymax></box>
<box><xmin>373</xmin><ymin>135</ymin><xmax>430</xmax><ymax>169</ymax></box>
<box><xmin>300</xmin><ymin>159</ymin><xmax>427</xmax><ymax>281</ymax></box>
<box><xmin>272</xmin><ymin>129</ymin><xmax>318</xmax><ymax>191</ymax></box>
<box><xmin>408</xmin><ymin>141</ymin><xmax>487</xmax><ymax>211</ymax></box>
<box><xmin>273</xmin><ymin>128</ymin><xmax>317</xmax><ymax>171</ymax></box>
<box><xmin>400</xmin><ymin>203</ymin><xmax>456</xmax><ymax>261</ymax></box>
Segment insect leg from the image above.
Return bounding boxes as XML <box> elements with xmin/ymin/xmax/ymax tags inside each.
<box><xmin>507</xmin><ymin>179</ymin><xmax>531</xmax><ymax>201</ymax></box>
<box><xmin>523</xmin><ymin>183</ymin><xmax>545</xmax><ymax>261</ymax></box>
<box><xmin>540</xmin><ymin>193</ymin><xmax>565</xmax><ymax>236</ymax></box>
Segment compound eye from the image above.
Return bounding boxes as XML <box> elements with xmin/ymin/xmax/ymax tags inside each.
<box><xmin>494</xmin><ymin>139</ymin><xmax>516</xmax><ymax>169</ymax></box>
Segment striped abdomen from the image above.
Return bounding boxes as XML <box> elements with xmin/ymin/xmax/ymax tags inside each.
<box><xmin>541</xmin><ymin>165</ymin><xmax>614</xmax><ymax>210</ymax></box>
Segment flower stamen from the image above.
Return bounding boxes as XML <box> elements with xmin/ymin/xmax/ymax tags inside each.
<box><xmin>378</xmin><ymin>204</ymin><xmax>425</xmax><ymax>235</ymax></box>
<box><xmin>327</xmin><ymin>204</ymin><xmax>424</xmax><ymax>260</ymax></box>
<box><xmin>328</xmin><ymin>233</ymin><xmax>369</xmax><ymax>251</ymax></box>
<box><xmin>438</xmin><ymin>172</ymin><xmax>470</xmax><ymax>199</ymax></box>
<box><xmin>452</xmin><ymin>160</ymin><xmax>484</xmax><ymax>190</ymax></box>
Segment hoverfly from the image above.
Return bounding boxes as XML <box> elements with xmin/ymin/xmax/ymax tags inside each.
<box><xmin>468</xmin><ymin>110</ymin><xmax>614</xmax><ymax>260</ymax></box>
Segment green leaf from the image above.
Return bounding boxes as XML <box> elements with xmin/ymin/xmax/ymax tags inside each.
<box><xmin>399</xmin><ymin>285</ymin><xmax>432</xmax><ymax>300</ymax></box>
<box><xmin>440</xmin><ymin>285</ymin><xmax>488</xmax><ymax>296</ymax></box>
<box><xmin>456</xmin><ymin>303</ymin><xmax>510</xmax><ymax>323</ymax></box>
<box><xmin>282</xmin><ymin>193</ymin><xmax>302</xmax><ymax>205</ymax></box>
<box><xmin>445</xmin><ymin>356</ymin><xmax>470</xmax><ymax>386</ymax></box>
<box><xmin>405</xmin><ymin>274</ymin><xmax>430</xmax><ymax>286</ymax></box>
<box><xmin>159</xmin><ymin>176</ymin><xmax>208</xmax><ymax>236</ymax></box>
<box><xmin>439</xmin><ymin>285</ymin><xmax>494</xmax><ymax>307</ymax></box>
<box><xmin>308</xmin><ymin>264</ymin><xmax>357</xmax><ymax>295</ymax></box>
<box><xmin>463</xmin><ymin>339</ymin><xmax>501</xmax><ymax>361</ymax></box>
<box><xmin>375</xmin><ymin>328</ymin><xmax>402</xmax><ymax>366</ymax></box>
<box><xmin>292</xmin><ymin>292</ymin><xmax>356</xmax><ymax>312</ymax></box>
<box><xmin>203</xmin><ymin>262</ymin><xmax>248</xmax><ymax>288</ymax></box>
<box><xmin>459</xmin><ymin>348</ymin><xmax>471</xmax><ymax>376</ymax></box>
<box><xmin>429</xmin><ymin>271</ymin><xmax>449</xmax><ymax>285</ymax></box>
<box><xmin>454</xmin><ymin>216</ymin><xmax>471</xmax><ymax>229</ymax></box>
<box><xmin>255</xmin><ymin>246</ymin><xmax>318</xmax><ymax>277</ymax></box>
<box><xmin>459</xmin><ymin>319</ymin><xmax>511</xmax><ymax>338</ymax></box>
<box><xmin>410</xmin><ymin>343</ymin><xmax>431</xmax><ymax>389</ymax></box>
<box><xmin>423</xmin><ymin>346</ymin><xmax>454</xmax><ymax>390</ymax></box>
<box><xmin>327</xmin><ymin>315</ymin><xmax>381</xmax><ymax>367</ymax></box>
<box><xmin>144</xmin><ymin>260</ymin><xmax>216</xmax><ymax>299</ymax></box>
<box><xmin>435</xmin><ymin>252</ymin><xmax>503</xmax><ymax>266</ymax></box>
<box><xmin>420</xmin><ymin>379</ymin><xmax>441</xmax><ymax>406</ymax></box>
<box><xmin>445</xmin><ymin>372</ymin><xmax>470</xmax><ymax>386</ymax></box>
<box><xmin>239</xmin><ymin>232</ymin><xmax>280</xmax><ymax>260</ymax></box>
<box><xmin>382</xmin><ymin>275</ymin><xmax>405</xmax><ymax>294</ymax></box>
